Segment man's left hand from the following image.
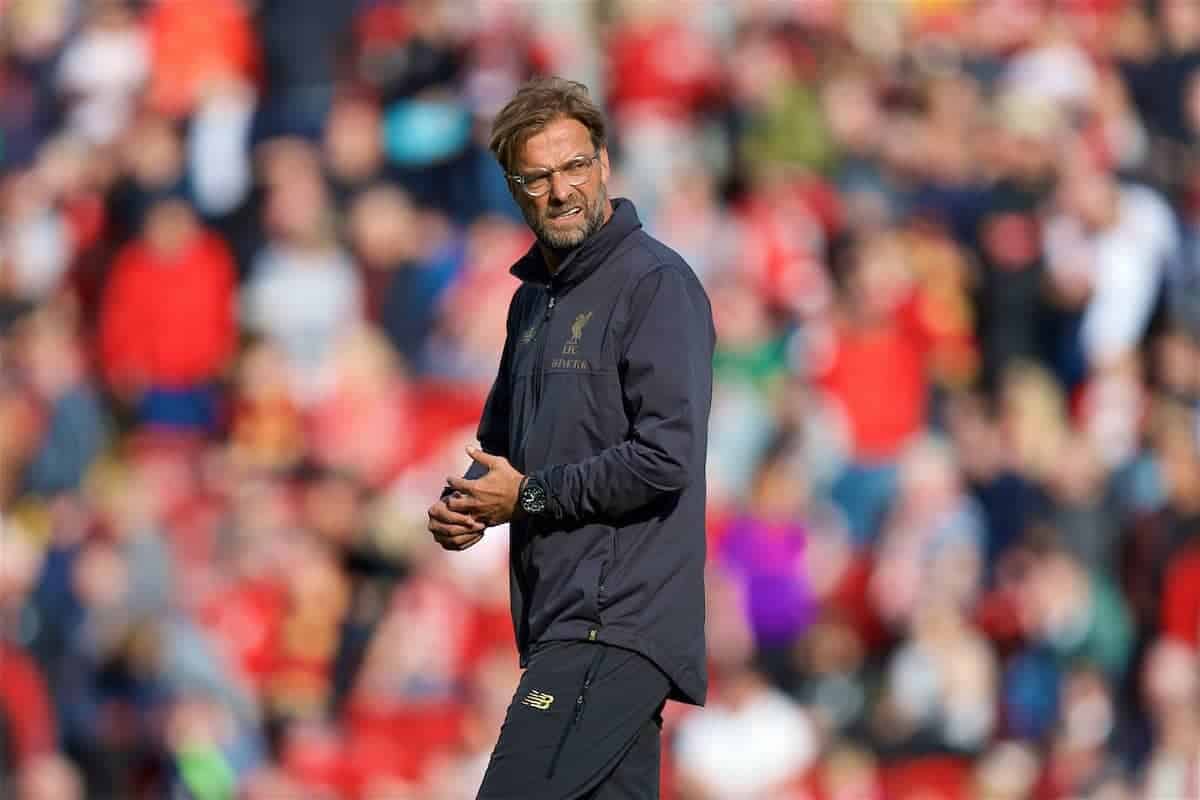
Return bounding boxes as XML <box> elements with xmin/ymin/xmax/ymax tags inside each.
<box><xmin>446</xmin><ymin>446</ymin><xmax>523</xmax><ymax>526</ymax></box>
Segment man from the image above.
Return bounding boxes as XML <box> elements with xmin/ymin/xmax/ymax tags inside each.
<box><xmin>426</xmin><ymin>77</ymin><xmax>715</xmax><ymax>799</ymax></box>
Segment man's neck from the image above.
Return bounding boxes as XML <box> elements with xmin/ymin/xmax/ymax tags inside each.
<box><xmin>539</xmin><ymin>243</ymin><xmax>566</xmax><ymax>274</ymax></box>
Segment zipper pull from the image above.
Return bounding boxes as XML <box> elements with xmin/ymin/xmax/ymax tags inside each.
<box><xmin>548</xmin><ymin>296</ymin><xmax>556</xmax><ymax>310</ymax></box>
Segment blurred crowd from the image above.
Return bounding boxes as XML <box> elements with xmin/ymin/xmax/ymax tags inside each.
<box><xmin>2</xmin><ymin>0</ymin><xmax>1200</xmax><ymax>798</ymax></box>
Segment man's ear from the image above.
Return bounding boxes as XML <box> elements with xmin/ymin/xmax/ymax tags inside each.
<box><xmin>599</xmin><ymin>146</ymin><xmax>611</xmax><ymax>184</ymax></box>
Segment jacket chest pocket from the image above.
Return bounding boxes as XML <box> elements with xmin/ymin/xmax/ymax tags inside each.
<box><xmin>542</xmin><ymin>364</ymin><xmax>618</xmax><ymax>418</ymax></box>
<box><xmin>527</xmin><ymin>366</ymin><xmax>625</xmax><ymax>466</ymax></box>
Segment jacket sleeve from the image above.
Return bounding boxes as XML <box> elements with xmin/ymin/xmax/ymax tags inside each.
<box><xmin>535</xmin><ymin>266</ymin><xmax>714</xmax><ymax>522</ymax></box>
<box><xmin>442</xmin><ymin>289</ymin><xmax>520</xmax><ymax>497</ymax></box>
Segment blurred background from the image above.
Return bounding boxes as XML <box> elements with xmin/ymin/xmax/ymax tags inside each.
<box><xmin>1</xmin><ymin>0</ymin><xmax>1200</xmax><ymax>798</ymax></box>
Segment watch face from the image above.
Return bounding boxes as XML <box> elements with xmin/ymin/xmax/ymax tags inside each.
<box><xmin>522</xmin><ymin>483</ymin><xmax>546</xmax><ymax>514</ymax></box>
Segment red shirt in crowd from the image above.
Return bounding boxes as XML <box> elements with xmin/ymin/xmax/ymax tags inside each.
<box><xmin>0</xmin><ymin>641</ymin><xmax>56</xmax><ymax>769</ymax></box>
<box><xmin>817</xmin><ymin>302</ymin><xmax>931</xmax><ymax>463</ymax></box>
<box><xmin>99</xmin><ymin>230</ymin><xmax>237</xmax><ymax>390</ymax></box>
<box><xmin>1161</xmin><ymin>546</ymin><xmax>1200</xmax><ymax>649</ymax></box>
<box><xmin>605</xmin><ymin>18</ymin><xmax>723</xmax><ymax>122</ymax></box>
<box><xmin>817</xmin><ymin>290</ymin><xmax>974</xmax><ymax>463</ymax></box>
<box><xmin>144</xmin><ymin>0</ymin><xmax>259</xmax><ymax>117</ymax></box>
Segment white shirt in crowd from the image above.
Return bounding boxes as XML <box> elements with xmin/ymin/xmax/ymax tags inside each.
<box><xmin>242</xmin><ymin>245</ymin><xmax>363</xmax><ymax>402</ymax></box>
<box><xmin>56</xmin><ymin>23</ymin><xmax>149</xmax><ymax>145</ymax></box>
<box><xmin>1045</xmin><ymin>184</ymin><xmax>1179</xmax><ymax>368</ymax></box>
<box><xmin>674</xmin><ymin>682</ymin><xmax>817</xmax><ymax>799</ymax></box>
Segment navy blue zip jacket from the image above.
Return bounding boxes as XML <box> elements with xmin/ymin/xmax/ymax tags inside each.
<box><xmin>463</xmin><ymin>198</ymin><xmax>714</xmax><ymax>705</ymax></box>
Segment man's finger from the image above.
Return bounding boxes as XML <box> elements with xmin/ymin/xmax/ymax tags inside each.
<box><xmin>446</xmin><ymin>475</ymin><xmax>477</xmax><ymax>494</ymax></box>
<box><xmin>434</xmin><ymin>531</ymin><xmax>484</xmax><ymax>551</ymax></box>
<box><xmin>432</xmin><ymin>525</ymin><xmax>482</xmax><ymax>543</ymax></box>
<box><xmin>446</xmin><ymin>495</ymin><xmax>498</xmax><ymax>527</ymax></box>
<box><xmin>445</xmin><ymin>493</ymin><xmax>483</xmax><ymax>515</ymax></box>
<box><xmin>467</xmin><ymin>446</ymin><xmax>500</xmax><ymax>469</ymax></box>
<box><xmin>430</xmin><ymin>519</ymin><xmax>484</xmax><ymax>537</ymax></box>
<box><xmin>433</xmin><ymin>527</ymin><xmax>480</xmax><ymax>544</ymax></box>
<box><xmin>429</xmin><ymin>501</ymin><xmax>483</xmax><ymax>530</ymax></box>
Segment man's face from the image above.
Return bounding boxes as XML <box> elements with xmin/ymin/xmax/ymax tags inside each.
<box><xmin>145</xmin><ymin>200</ymin><xmax>197</xmax><ymax>256</ymax></box>
<box><xmin>511</xmin><ymin>117</ymin><xmax>610</xmax><ymax>251</ymax></box>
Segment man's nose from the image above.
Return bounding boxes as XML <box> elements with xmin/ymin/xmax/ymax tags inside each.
<box><xmin>548</xmin><ymin>170</ymin><xmax>574</xmax><ymax>202</ymax></box>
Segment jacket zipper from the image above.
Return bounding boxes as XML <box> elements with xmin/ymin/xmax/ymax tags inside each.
<box><xmin>516</xmin><ymin>291</ymin><xmax>555</xmax><ymax>586</ymax></box>
<box><xmin>518</xmin><ymin>291</ymin><xmax>556</xmax><ymax>470</ymax></box>
<box><xmin>531</xmin><ymin>293</ymin><xmax>556</xmax><ymax>412</ymax></box>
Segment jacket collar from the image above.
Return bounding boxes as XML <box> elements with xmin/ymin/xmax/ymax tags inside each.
<box><xmin>510</xmin><ymin>198</ymin><xmax>641</xmax><ymax>292</ymax></box>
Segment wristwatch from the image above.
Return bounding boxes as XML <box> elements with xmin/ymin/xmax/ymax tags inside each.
<box><xmin>519</xmin><ymin>476</ymin><xmax>548</xmax><ymax>516</ymax></box>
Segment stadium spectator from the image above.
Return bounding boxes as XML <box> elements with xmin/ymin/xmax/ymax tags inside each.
<box><xmin>1</xmin><ymin>1</ymin><xmax>1200</xmax><ymax>796</ymax></box>
<box><xmin>99</xmin><ymin>196</ymin><xmax>236</xmax><ymax>430</ymax></box>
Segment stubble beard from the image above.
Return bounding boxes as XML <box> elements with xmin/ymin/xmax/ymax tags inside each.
<box><xmin>525</xmin><ymin>183</ymin><xmax>608</xmax><ymax>252</ymax></box>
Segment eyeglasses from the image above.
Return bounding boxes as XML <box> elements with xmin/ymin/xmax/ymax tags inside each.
<box><xmin>508</xmin><ymin>152</ymin><xmax>600</xmax><ymax>198</ymax></box>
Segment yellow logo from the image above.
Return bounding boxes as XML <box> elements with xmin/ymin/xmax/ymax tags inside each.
<box><xmin>563</xmin><ymin>312</ymin><xmax>592</xmax><ymax>355</ymax></box>
<box><xmin>570</xmin><ymin>312</ymin><xmax>593</xmax><ymax>342</ymax></box>
<box><xmin>521</xmin><ymin>689</ymin><xmax>555</xmax><ymax>711</ymax></box>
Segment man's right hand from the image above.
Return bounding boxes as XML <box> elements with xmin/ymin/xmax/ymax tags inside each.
<box><xmin>427</xmin><ymin>494</ymin><xmax>486</xmax><ymax>551</ymax></box>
